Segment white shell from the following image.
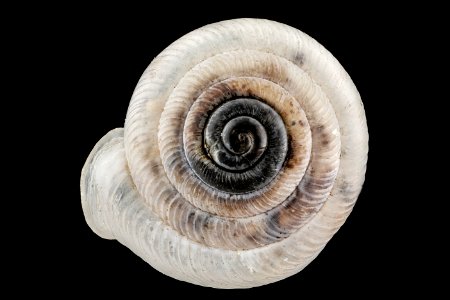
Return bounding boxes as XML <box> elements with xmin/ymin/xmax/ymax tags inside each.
<box><xmin>81</xmin><ymin>18</ymin><xmax>368</xmax><ymax>288</ymax></box>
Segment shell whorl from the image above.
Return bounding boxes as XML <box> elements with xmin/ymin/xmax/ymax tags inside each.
<box><xmin>81</xmin><ymin>19</ymin><xmax>368</xmax><ymax>288</ymax></box>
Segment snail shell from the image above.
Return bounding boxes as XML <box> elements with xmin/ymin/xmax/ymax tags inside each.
<box><xmin>81</xmin><ymin>18</ymin><xmax>368</xmax><ymax>288</ymax></box>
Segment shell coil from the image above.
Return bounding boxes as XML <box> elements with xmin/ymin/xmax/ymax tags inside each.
<box><xmin>81</xmin><ymin>18</ymin><xmax>368</xmax><ymax>288</ymax></box>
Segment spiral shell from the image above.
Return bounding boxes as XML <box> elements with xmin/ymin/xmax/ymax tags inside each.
<box><xmin>81</xmin><ymin>18</ymin><xmax>368</xmax><ymax>288</ymax></box>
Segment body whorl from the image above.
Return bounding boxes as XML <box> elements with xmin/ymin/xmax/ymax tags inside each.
<box><xmin>81</xmin><ymin>18</ymin><xmax>368</xmax><ymax>288</ymax></box>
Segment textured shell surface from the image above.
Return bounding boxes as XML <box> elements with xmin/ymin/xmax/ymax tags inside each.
<box><xmin>80</xmin><ymin>18</ymin><xmax>368</xmax><ymax>289</ymax></box>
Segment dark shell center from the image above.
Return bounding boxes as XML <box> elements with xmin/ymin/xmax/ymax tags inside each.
<box><xmin>212</xmin><ymin>116</ymin><xmax>268</xmax><ymax>170</ymax></box>
<box><xmin>192</xmin><ymin>98</ymin><xmax>287</xmax><ymax>193</ymax></box>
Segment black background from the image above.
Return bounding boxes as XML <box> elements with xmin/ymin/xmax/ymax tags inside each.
<box><xmin>31</xmin><ymin>5</ymin><xmax>424</xmax><ymax>297</ymax></box>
